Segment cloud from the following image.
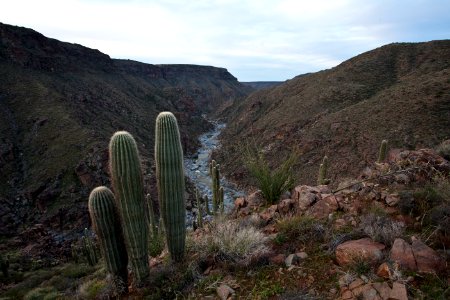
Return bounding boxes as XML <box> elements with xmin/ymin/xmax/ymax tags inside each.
<box><xmin>1</xmin><ymin>0</ymin><xmax>449</xmax><ymax>81</ymax></box>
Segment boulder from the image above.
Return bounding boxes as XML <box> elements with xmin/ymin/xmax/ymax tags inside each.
<box><xmin>277</xmin><ymin>198</ymin><xmax>296</xmax><ymax>215</ymax></box>
<box><xmin>376</xmin><ymin>262</ymin><xmax>391</xmax><ymax>279</ymax></box>
<box><xmin>389</xmin><ymin>282</ymin><xmax>408</xmax><ymax>300</ymax></box>
<box><xmin>390</xmin><ymin>238</ymin><xmax>417</xmax><ymax>271</ymax></box>
<box><xmin>411</xmin><ymin>238</ymin><xmax>445</xmax><ymax>274</ymax></box>
<box><xmin>307</xmin><ymin>194</ymin><xmax>339</xmax><ymax>219</ymax></box>
<box><xmin>335</xmin><ymin>238</ymin><xmax>385</xmax><ymax>266</ymax></box>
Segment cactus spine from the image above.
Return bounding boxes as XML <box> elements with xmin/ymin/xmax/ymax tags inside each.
<box><xmin>378</xmin><ymin>140</ymin><xmax>388</xmax><ymax>163</ymax></box>
<box><xmin>109</xmin><ymin>131</ymin><xmax>149</xmax><ymax>283</ymax></box>
<box><xmin>317</xmin><ymin>155</ymin><xmax>330</xmax><ymax>185</ymax></box>
<box><xmin>88</xmin><ymin>186</ymin><xmax>128</xmax><ymax>290</ymax></box>
<box><xmin>155</xmin><ymin>112</ymin><xmax>186</xmax><ymax>262</ymax></box>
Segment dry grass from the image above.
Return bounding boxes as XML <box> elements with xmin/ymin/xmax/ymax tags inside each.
<box><xmin>193</xmin><ymin>218</ymin><xmax>269</xmax><ymax>266</ymax></box>
<box><xmin>358</xmin><ymin>213</ymin><xmax>404</xmax><ymax>246</ymax></box>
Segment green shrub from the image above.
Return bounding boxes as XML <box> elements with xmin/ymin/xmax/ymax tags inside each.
<box><xmin>243</xmin><ymin>146</ymin><xmax>297</xmax><ymax>204</ymax></box>
<box><xmin>436</xmin><ymin>140</ymin><xmax>450</xmax><ymax>160</ymax></box>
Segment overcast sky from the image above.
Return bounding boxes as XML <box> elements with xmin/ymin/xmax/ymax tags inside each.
<box><xmin>1</xmin><ymin>0</ymin><xmax>449</xmax><ymax>81</ymax></box>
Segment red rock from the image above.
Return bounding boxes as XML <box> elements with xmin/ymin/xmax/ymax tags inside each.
<box><xmin>234</xmin><ymin>197</ymin><xmax>247</xmax><ymax>208</ymax></box>
<box><xmin>307</xmin><ymin>195</ymin><xmax>338</xmax><ymax>219</ymax></box>
<box><xmin>411</xmin><ymin>238</ymin><xmax>445</xmax><ymax>274</ymax></box>
<box><xmin>335</xmin><ymin>238</ymin><xmax>385</xmax><ymax>266</ymax></box>
<box><xmin>349</xmin><ymin>278</ymin><xmax>364</xmax><ymax>290</ymax></box>
<box><xmin>390</xmin><ymin>238</ymin><xmax>417</xmax><ymax>271</ymax></box>
<box><xmin>341</xmin><ymin>289</ymin><xmax>353</xmax><ymax>299</ymax></box>
<box><xmin>389</xmin><ymin>282</ymin><xmax>407</xmax><ymax>300</ymax></box>
<box><xmin>372</xmin><ymin>282</ymin><xmax>391</xmax><ymax>300</ymax></box>
<box><xmin>259</xmin><ymin>204</ymin><xmax>278</xmax><ymax>221</ymax></box>
<box><xmin>278</xmin><ymin>198</ymin><xmax>295</xmax><ymax>215</ymax></box>
<box><xmin>216</xmin><ymin>283</ymin><xmax>234</xmax><ymax>300</ymax></box>
<box><xmin>376</xmin><ymin>262</ymin><xmax>391</xmax><ymax>279</ymax></box>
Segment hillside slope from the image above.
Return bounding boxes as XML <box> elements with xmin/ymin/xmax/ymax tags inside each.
<box><xmin>217</xmin><ymin>40</ymin><xmax>450</xmax><ymax>188</ymax></box>
<box><xmin>0</xmin><ymin>23</ymin><xmax>251</xmax><ymax>236</ymax></box>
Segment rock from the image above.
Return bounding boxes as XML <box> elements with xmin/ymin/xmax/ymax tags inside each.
<box><xmin>394</xmin><ymin>173</ymin><xmax>410</xmax><ymax>185</ymax></box>
<box><xmin>334</xmin><ymin>218</ymin><xmax>347</xmax><ymax>230</ymax></box>
<box><xmin>335</xmin><ymin>238</ymin><xmax>385</xmax><ymax>266</ymax></box>
<box><xmin>341</xmin><ymin>289</ymin><xmax>353</xmax><ymax>299</ymax></box>
<box><xmin>292</xmin><ymin>185</ymin><xmax>321</xmax><ymax>211</ymax></box>
<box><xmin>376</xmin><ymin>262</ymin><xmax>391</xmax><ymax>279</ymax></box>
<box><xmin>234</xmin><ymin>197</ymin><xmax>247</xmax><ymax>209</ymax></box>
<box><xmin>349</xmin><ymin>278</ymin><xmax>364</xmax><ymax>290</ymax></box>
<box><xmin>269</xmin><ymin>254</ymin><xmax>285</xmax><ymax>265</ymax></box>
<box><xmin>385</xmin><ymin>194</ymin><xmax>400</xmax><ymax>207</ymax></box>
<box><xmin>278</xmin><ymin>198</ymin><xmax>296</xmax><ymax>215</ymax></box>
<box><xmin>216</xmin><ymin>283</ymin><xmax>234</xmax><ymax>300</ymax></box>
<box><xmin>285</xmin><ymin>254</ymin><xmax>299</xmax><ymax>267</ymax></box>
<box><xmin>259</xmin><ymin>204</ymin><xmax>278</xmax><ymax>222</ymax></box>
<box><xmin>372</xmin><ymin>282</ymin><xmax>391</xmax><ymax>300</ymax></box>
<box><xmin>296</xmin><ymin>251</ymin><xmax>308</xmax><ymax>259</ymax></box>
<box><xmin>389</xmin><ymin>282</ymin><xmax>407</xmax><ymax>300</ymax></box>
<box><xmin>411</xmin><ymin>238</ymin><xmax>445</xmax><ymax>273</ymax></box>
<box><xmin>247</xmin><ymin>190</ymin><xmax>264</xmax><ymax>207</ymax></box>
<box><xmin>307</xmin><ymin>194</ymin><xmax>339</xmax><ymax>219</ymax></box>
<box><xmin>390</xmin><ymin>238</ymin><xmax>417</xmax><ymax>271</ymax></box>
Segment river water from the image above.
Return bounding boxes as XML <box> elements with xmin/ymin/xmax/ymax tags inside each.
<box><xmin>184</xmin><ymin>120</ymin><xmax>244</xmax><ymax>214</ymax></box>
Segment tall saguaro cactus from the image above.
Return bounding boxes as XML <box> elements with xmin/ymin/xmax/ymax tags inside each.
<box><xmin>109</xmin><ymin>131</ymin><xmax>149</xmax><ymax>283</ymax></box>
<box><xmin>317</xmin><ymin>155</ymin><xmax>330</xmax><ymax>185</ymax></box>
<box><xmin>378</xmin><ymin>140</ymin><xmax>388</xmax><ymax>163</ymax></box>
<box><xmin>88</xmin><ymin>187</ymin><xmax>128</xmax><ymax>291</ymax></box>
<box><xmin>155</xmin><ymin>112</ymin><xmax>186</xmax><ymax>262</ymax></box>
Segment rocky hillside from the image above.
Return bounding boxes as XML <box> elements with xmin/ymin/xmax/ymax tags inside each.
<box><xmin>0</xmin><ymin>22</ymin><xmax>252</xmax><ymax>237</ymax></box>
<box><xmin>216</xmin><ymin>40</ymin><xmax>450</xmax><ymax>188</ymax></box>
<box><xmin>240</xmin><ymin>81</ymin><xmax>283</xmax><ymax>90</ymax></box>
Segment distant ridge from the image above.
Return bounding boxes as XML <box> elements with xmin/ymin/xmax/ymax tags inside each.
<box><xmin>241</xmin><ymin>81</ymin><xmax>283</xmax><ymax>90</ymax></box>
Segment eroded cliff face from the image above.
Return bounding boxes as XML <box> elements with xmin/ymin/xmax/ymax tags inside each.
<box><xmin>0</xmin><ymin>22</ymin><xmax>252</xmax><ymax>237</ymax></box>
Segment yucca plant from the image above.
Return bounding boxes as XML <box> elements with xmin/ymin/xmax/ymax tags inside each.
<box><xmin>244</xmin><ymin>145</ymin><xmax>297</xmax><ymax>204</ymax></box>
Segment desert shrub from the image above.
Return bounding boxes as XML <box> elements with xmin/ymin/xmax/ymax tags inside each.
<box><xmin>24</xmin><ymin>287</ymin><xmax>59</xmax><ymax>300</ymax></box>
<box><xmin>195</xmin><ymin>219</ymin><xmax>269</xmax><ymax>265</ymax></box>
<box><xmin>243</xmin><ymin>146</ymin><xmax>297</xmax><ymax>204</ymax></box>
<box><xmin>276</xmin><ymin>216</ymin><xmax>326</xmax><ymax>246</ymax></box>
<box><xmin>61</xmin><ymin>263</ymin><xmax>96</xmax><ymax>278</ymax></box>
<box><xmin>424</xmin><ymin>204</ymin><xmax>450</xmax><ymax>236</ymax></box>
<box><xmin>436</xmin><ymin>140</ymin><xmax>450</xmax><ymax>160</ymax></box>
<box><xmin>358</xmin><ymin>213</ymin><xmax>404</xmax><ymax>246</ymax></box>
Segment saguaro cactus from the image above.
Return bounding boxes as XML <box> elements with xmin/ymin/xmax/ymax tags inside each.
<box><xmin>196</xmin><ymin>189</ymin><xmax>203</xmax><ymax>228</ymax></box>
<box><xmin>317</xmin><ymin>155</ymin><xmax>330</xmax><ymax>185</ymax></box>
<box><xmin>155</xmin><ymin>112</ymin><xmax>186</xmax><ymax>262</ymax></box>
<box><xmin>109</xmin><ymin>131</ymin><xmax>149</xmax><ymax>283</ymax></box>
<box><xmin>88</xmin><ymin>186</ymin><xmax>128</xmax><ymax>291</ymax></box>
<box><xmin>209</xmin><ymin>160</ymin><xmax>221</xmax><ymax>214</ymax></box>
<box><xmin>378</xmin><ymin>140</ymin><xmax>388</xmax><ymax>163</ymax></box>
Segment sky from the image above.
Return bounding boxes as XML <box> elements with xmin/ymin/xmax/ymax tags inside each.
<box><xmin>1</xmin><ymin>0</ymin><xmax>449</xmax><ymax>81</ymax></box>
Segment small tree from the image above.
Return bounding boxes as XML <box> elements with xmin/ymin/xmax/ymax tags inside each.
<box><xmin>244</xmin><ymin>145</ymin><xmax>297</xmax><ymax>205</ymax></box>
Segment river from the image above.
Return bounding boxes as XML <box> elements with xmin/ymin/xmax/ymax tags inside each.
<box><xmin>184</xmin><ymin>120</ymin><xmax>244</xmax><ymax>216</ymax></box>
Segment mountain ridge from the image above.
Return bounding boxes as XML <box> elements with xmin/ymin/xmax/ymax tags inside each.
<box><xmin>216</xmin><ymin>39</ymin><xmax>450</xmax><ymax>188</ymax></box>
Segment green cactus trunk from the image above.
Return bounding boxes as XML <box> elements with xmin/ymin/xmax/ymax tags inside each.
<box><xmin>155</xmin><ymin>112</ymin><xmax>186</xmax><ymax>262</ymax></box>
<box><xmin>219</xmin><ymin>186</ymin><xmax>224</xmax><ymax>214</ymax></box>
<box><xmin>210</xmin><ymin>161</ymin><xmax>221</xmax><ymax>214</ymax></box>
<box><xmin>109</xmin><ymin>131</ymin><xmax>149</xmax><ymax>284</ymax></box>
<box><xmin>204</xmin><ymin>195</ymin><xmax>210</xmax><ymax>215</ymax></box>
<box><xmin>378</xmin><ymin>140</ymin><xmax>388</xmax><ymax>163</ymax></box>
<box><xmin>196</xmin><ymin>189</ymin><xmax>203</xmax><ymax>228</ymax></box>
<box><xmin>317</xmin><ymin>155</ymin><xmax>329</xmax><ymax>185</ymax></box>
<box><xmin>88</xmin><ymin>186</ymin><xmax>128</xmax><ymax>291</ymax></box>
